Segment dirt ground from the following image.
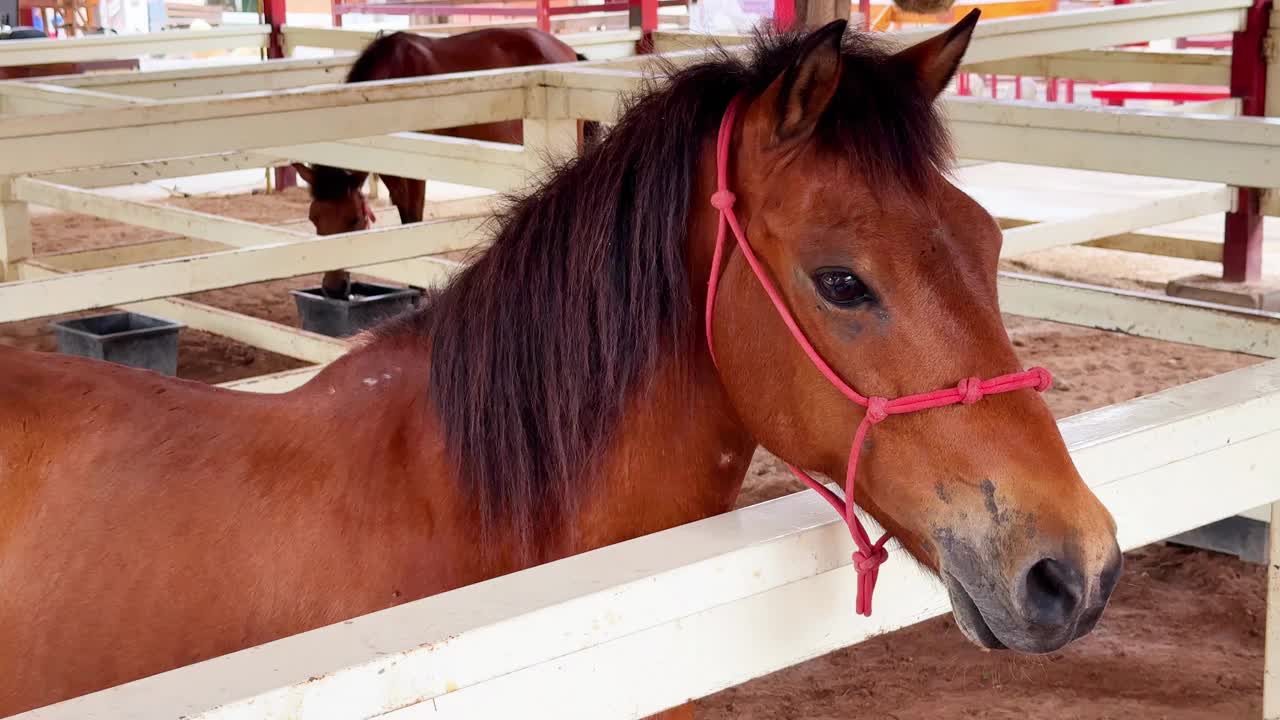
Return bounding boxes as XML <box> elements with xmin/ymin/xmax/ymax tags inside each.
<box><xmin>3</xmin><ymin>188</ymin><xmax>1270</xmax><ymax>718</ymax></box>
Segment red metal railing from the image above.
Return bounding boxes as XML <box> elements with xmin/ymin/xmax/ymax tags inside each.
<box><xmin>329</xmin><ymin>0</ymin><xmax>674</xmax><ymax>33</ymax></box>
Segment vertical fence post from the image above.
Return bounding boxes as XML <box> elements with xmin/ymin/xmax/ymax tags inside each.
<box><xmin>0</xmin><ymin>179</ymin><xmax>31</xmax><ymax>282</ymax></box>
<box><xmin>264</xmin><ymin>0</ymin><xmax>286</xmax><ymax>59</ymax></box>
<box><xmin>263</xmin><ymin>0</ymin><xmax>297</xmax><ymax>191</ymax></box>
<box><xmin>1266</xmin><ymin>502</ymin><xmax>1279</xmax><ymax>720</ymax></box>
<box><xmin>629</xmin><ymin>0</ymin><xmax>656</xmax><ymax>53</ymax></box>
<box><xmin>523</xmin><ymin>86</ymin><xmax>579</xmax><ymax>179</ymax></box>
<box><xmin>1260</xmin><ymin>0</ymin><xmax>1280</xmax><ymax>669</ymax></box>
<box><xmin>773</xmin><ymin>0</ymin><xmax>795</xmax><ymax>30</ymax></box>
<box><xmin>1263</xmin><ymin>3</ymin><xmax>1280</xmax><ymax>238</ymax></box>
<box><xmin>537</xmin><ymin>0</ymin><xmax>551</xmax><ymax>33</ymax></box>
<box><xmin>1223</xmin><ymin>0</ymin><xmax>1271</xmax><ymax>282</ymax></box>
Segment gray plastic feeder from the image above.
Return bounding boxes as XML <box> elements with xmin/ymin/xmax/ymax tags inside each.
<box><xmin>50</xmin><ymin>311</ymin><xmax>184</xmax><ymax>376</ymax></box>
<box><xmin>290</xmin><ymin>281</ymin><xmax>421</xmax><ymax>338</ymax></box>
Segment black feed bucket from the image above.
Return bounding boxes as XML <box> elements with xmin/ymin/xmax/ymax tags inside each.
<box><xmin>290</xmin><ymin>281</ymin><xmax>421</xmax><ymax>338</ymax></box>
<box><xmin>50</xmin><ymin>311</ymin><xmax>184</xmax><ymax>376</ymax></box>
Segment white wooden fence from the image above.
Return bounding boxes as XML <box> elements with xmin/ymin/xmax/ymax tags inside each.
<box><xmin>11</xmin><ymin>358</ymin><xmax>1280</xmax><ymax>720</ymax></box>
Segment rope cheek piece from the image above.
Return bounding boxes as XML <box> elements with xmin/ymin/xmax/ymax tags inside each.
<box><xmin>703</xmin><ymin>94</ymin><xmax>1053</xmax><ymax>617</ymax></box>
<box><xmin>358</xmin><ymin>193</ymin><xmax>377</xmax><ymax>227</ymax></box>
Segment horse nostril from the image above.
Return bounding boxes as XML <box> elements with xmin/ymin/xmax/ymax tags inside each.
<box><xmin>1022</xmin><ymin>557</ymin><xmax>1084</xmax><ymax>627</ymax></box>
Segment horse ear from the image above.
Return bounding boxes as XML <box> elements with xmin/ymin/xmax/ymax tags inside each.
<box><xmin>895</xmin><ymin>8</ymin><xmax>980</xmax><ymax>100</ymax></box>
<box><xmin>291</xmin><ymin>162</ymin><xmax>315</xmax><ymax>186</ymax></box>
<box><xmin>753</xmin><ymin>19</ymin><xmax>846</xmax><ymax>147</ymax></box>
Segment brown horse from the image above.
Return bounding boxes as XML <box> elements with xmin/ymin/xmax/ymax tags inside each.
<box><xmin>0</xmin><ymin>16</ymin><xmax>1121</xmax><ymax>717</ymax></box>
<box><xmin>290</xmin><ymin>27</ymin><xmax>596</xmax><ymax>298</ymax></box>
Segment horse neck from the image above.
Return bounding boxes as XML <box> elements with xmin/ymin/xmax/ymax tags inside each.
<box><xmin>564</xmin><ymin>145</ymin><xmax>755</xmax><ymax>555</ymax></box>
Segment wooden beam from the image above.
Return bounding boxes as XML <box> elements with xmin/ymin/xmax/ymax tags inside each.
<box><xmin>23</xmin><ymin>29</ymin><xmax>628</xmax><ymax>102</ymax></box>
<box><xmin>1264</xmin><ymin>38</ymin><xmax>1280</xmax><ymax>654</ymax></box>
<box><xmin>29</xmin><ymin>29</ymin><xmax>631</xmax><ymax>101</ymax></box>
<box><xmin>45</xmin><ymin>56</ymin><xmax>357</xmax><ymax>100</ymax></box>
<box><xmin>38</xmin><ymin>151</ymin><xmax>287</xmax><ymax>189</ymax></box>
<box><xmin>31</xmin><ymin>197</ymin><xmax>490</xmax><ymax>272</ymax></box>
<box><xmin>0</xmin><ymin>216</ymin><xmax>485</xmax><ymax>323</ymax></box>
<box><xmin>0</xmin><ymin>72</ymin><xmax>534</xmax><ymax>176</ymax></box>
<box><xmin>274</xmin><ymin>133</ymin><xmax>527</xmax><ymax>189</ymax></box>
<box><xmin>121</xmin><ymin>298</ymin><xmax>346</xmax><ymax>364</ymax></box>
<box><xmin>565</xmin><ymin>30</ymin><xmax>647</xmax><ymax>60</ymax></box>
<box><xmin>282</xmin><ymin>26</ymin><xmax>384</xmax><ymax>54</ymax></box>
<box><xmin>998</xmin><ymin>272</ymin><xmax>1280</xmax><ymax>358</ymax></box>
<box><xmin>18</xmin><ymin>356</ymin><xmax>1280</xmax><ymax>720</ymax></box>
<box><xmin>0</xmin><ymin>26</ymin><xmax>270</xmax><ymax>67</ymax></box>
<box><xmin>34</xmin><ymin>136</ymin><xmax>518</xmax><ymax>193</ymax></box>
<box><xmin>909</xmin><ymin>0</ymin><xmax>1248</xmax><ymax>65</ymax></box>
<box><xmin>962</xmin><ymin>49</ymin><xmax>1232</xmax><ymax>86</ymax></box>
<box><xmin>1081</xmin><ymin>233</ymin><xmax>1224</xmax><ymax>262</ymax></box>
<box><xmin>18</xmin><ymin>259</ymin><xmax>348</xmax><ymax>364</ymax></box>
<box><xmin>0</xmin><ymin>82</ymin><xmax>151</xmax><ymax>114</ymax></box>
<box><xmin>356</xmin><ymin>255</ymin><xmax>463</xmax><ymax>288</ymax></box>
<box><xmin>13</xmin><ymin>178</ymin><xmax>308</xmax><ymax>248</ymax></box>
<box><xmin>9</xmin><ymin>82</ymin><xmax>521</xmax><ymax>189</ymax></box>
<box><xmin>947</xmin><ymin>98</ymin><xmax>1280</xmax><ymax>189</ymax></box>
<box><xmin>1000</xmin><ymin>187</ymin><xmax>1234</xmax><ymax>257</ymax></box>
<box><xmin>20</xmin><ymin>244</ymin><xmax>461</xmax><ymax>366</ymax></box>
<box><xmin>37</xmin><ymin>236</ymin><xmax>229</xmax><ymax>271</ymax></box>
<box><xmin>0</xmin><ymin>179</ymin><xmax>30</xmax><ymax>282</ymax></box>
<box><xmin>997</xmin><ymin>218</ymin><xmax>1228</xmax><ymax>261</ymax></box>
<box><xmin>1266</xmin><ymin>500</ymin><xmax>1280</xmax><ymax>719</ymax></box>
<box><xmin>1167</xmin><ymin>97</ymin><xmax>1243</xmax><ymax>115</ymax></box>
<box><xmin>523</xmin><ymin>86</ymin><xmax>580</xmax><ymax>172</ymax></box>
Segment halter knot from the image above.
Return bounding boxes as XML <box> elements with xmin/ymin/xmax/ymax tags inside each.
<box><xmin>957</xmin><ymin>376</ymin><xmax>984</xmax><ymax>405</ymax></box>
<box><xmin>852</xmin><ymin>544</ymin><xmax>889</xmax><ymax>573</ymax></box>
<box><xmin>710</xmin><ymin>190</ymin><xmax>736</xmax><ymax>210</ymax></box>
<box><xmin>1031</xmin><ymin>366</ymin><xmax>1053</xmax><ymax>392</ymax></box>
<box><xmin>864</xmin><ymin>396</ymin><xmax>889</xmax><ymax>424</ymax></box>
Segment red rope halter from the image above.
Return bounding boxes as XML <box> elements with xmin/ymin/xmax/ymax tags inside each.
<box><xmin>704</xmin><ymin>94</ymin><xmax>1053</xmax><ymax>617</ymax></box>
<box><xmin>358</xmin><ymin>192</ymin><xmax>378</xmax><ymax>227</ymax></box>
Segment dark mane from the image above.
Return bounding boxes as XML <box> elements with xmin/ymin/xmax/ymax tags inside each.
<box><xmin>375</xmin><ymin>26</ymin><xmax>953</xmax><ymax>551</ymax></box>
<box><xmin>346</xmin><ymin>30</ymin><xmax>413</xmax><ymax>85</ymax></box>
<box><xmin>304</xmin><ymin>32</ymin><xmax>421</xmax><ymax>201</ymax></box>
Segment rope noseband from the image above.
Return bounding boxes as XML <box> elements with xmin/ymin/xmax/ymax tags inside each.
<box><xmin>704</xmin><ymin>94</ymin><xmax>1053</xmax><ymax>616</ymax></box>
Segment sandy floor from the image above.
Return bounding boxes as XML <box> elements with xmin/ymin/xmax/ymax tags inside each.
<box><xmin>2</xmin><ymin>183</ymin><xmax>1271</xmax><ymax>718</ymax></box>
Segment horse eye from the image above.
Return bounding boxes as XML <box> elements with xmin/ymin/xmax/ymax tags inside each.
<box><xmin>813</xmin><ymin>267</ymin><xmax>874</xmax><ymax>307</ymax></box>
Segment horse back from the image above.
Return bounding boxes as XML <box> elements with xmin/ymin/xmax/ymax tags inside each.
<box><xmin>0</xmin><ymin>345</ymin><xmax>456</xmax><ymax>714</ymax></box>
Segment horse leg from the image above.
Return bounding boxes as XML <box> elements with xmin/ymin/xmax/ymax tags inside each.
<box><xmin>383</xmin><ymin>175</ymin><xmax>426</xmax><ymax>225</ymax></box>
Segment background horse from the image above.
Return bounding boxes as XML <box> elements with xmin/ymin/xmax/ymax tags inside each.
<box><xmin>291</xmin><ymin>27</ymin><xmax>597</xmax><ymax>298</ymax></box>
<box><xmin>0</xmin><ymin>16</ymin><xmax>1121</xmax><ymax>718</ymax></box>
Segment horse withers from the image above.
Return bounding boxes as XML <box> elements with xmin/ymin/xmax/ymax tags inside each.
<box><xmin>0</xmin><ymin>15</ymin><xmax>1121</xmax><ymax>717</ymax></box>
<box><xmin>291</xmin><ymin>27</ymin><xmax>596</xmax><ymax>298</ymax></box>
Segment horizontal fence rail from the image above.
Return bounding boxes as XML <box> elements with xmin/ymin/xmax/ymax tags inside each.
<box><xmin>14</xmin><ymin>359</ymin><xmax>1280</xmax><ymax>720</ymax></box>
<box><xmin>0</xmin><ymin>26</ymin><xmax>271</xmax><ymax>67</ymax></box>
